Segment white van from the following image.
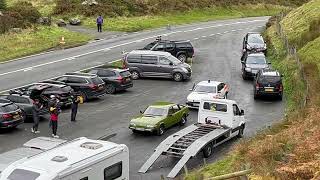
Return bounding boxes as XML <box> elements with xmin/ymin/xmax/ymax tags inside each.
<box><xmin>0</xmin><ymin>137</ymin><xmax>129</xmax><ymax>180</ymax></box>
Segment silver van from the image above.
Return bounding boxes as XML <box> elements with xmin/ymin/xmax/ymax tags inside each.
<box><xmin>123</xmin><ymin>50</ymin><xmax>192</xmax><ymax>82</ymax></box>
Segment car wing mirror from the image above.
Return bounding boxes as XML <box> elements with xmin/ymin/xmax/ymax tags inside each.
<box><xmin>241</xmin><ymin>109</ymin><xmax>244</xmax><ymax>115</ymax></box>
<box><xmin>140</xmin><ymin>110</ymin><xmax>143</xmax><ymax>114</ymax></box>
<box><xmin>169</xmin><ymin>62</ymin><xmax>173</xmax><ymax>66</ymax></box>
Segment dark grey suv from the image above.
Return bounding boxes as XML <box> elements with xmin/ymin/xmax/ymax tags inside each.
<box><xmin>123</xmin><ymin>50</ymin><xmax>192</xmax><ymax>82</ymax></box>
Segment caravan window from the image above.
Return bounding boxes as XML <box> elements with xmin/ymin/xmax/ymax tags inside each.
<box><xmin>104</xmin><ymin>162</ymin><xmax>122</xmax><ymax>180</ymax></box>
<box><xmin>203</xmin><ymin>102</ymin><xmax>227</xmax><ymax>112</ymax></box>
<box><xmin>7</xmin><ymin>169</ymin><xmax>40</xmax><ymax>180</ymax></box>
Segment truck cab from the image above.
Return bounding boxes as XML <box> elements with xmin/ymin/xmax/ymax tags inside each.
<box><xmin>198</xmin><ymin>98</ymin><xmax>246</xmax><ymax>135</ymax></box>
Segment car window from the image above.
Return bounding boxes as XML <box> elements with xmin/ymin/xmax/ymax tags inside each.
<box><xmin>172</xmin><ymin>105</ymin><xmax>180</xmax><ymax>113</ymax></box>
<box><xmin>144</xmin><ymin>106</ymin><xmax>168</xmax><ymax>116</ymax></box>
<box><xmin>233</xmin><ymin>104</ymin><xmax>240</xmax><ymax>116</ymax></box>
<box><xmin>120</xmin><ymin>70</ymin><xmax>131</xmax><ymax>77</ymax></box>
<box><xmin>104</xmin><ymin>162</ymin><xmax>122</xmax><ymax>180</ymax></box>
<box><xmin>8</xmin><ymin>169</ymin><xmax>40</xmax><ymax>180</ymax></box>
<box><xmin>8</xmin><ymin>96</ymin><xmax>30</xmax><ymax>104</ymax></box>
<box><xmin>176</xmin><ymin>42</ymin><xmax>192</xmax><ymax>48</ymax></box>
<box><xmin>246</xmin><ymin>56</ymin><xmax>266</xmax><ymax>64</ymax></box>
<box><xmin>0</xmin><ymin>103</ymin><xmax>19</xmax><ymax>112</ymax></box>
<box><xmin>143</xmin><ymin>42</ymin><xmax>157</xmax><ymax>50</ymax></box>
<box><xmin>194</xmin><ymin>85</ymin><xmax>216</xmax><ymax>93</ymax></box>
<box><xmin>127</xmin><ymin>54</ymin><xmax>141</xmax><ymax>63</ymax></box>
<box><xmin>91</xmin><ymin>77</ymin><xmax>104</xmax><ymax>84</ymax></box>
<box><xmin>153</xmin><ymin>43</ymin><xmax>165</xmax><ymax>51</ymax></box>
<box><xmin>258</xmin><ymin>75</ymin><xmax>281</xmax><ymax>83</ymax></box>
<box><xmin>248</xmin><ymin>34</ymin><xmax>264</xmax><ymax>44</ymax></box>
<box><xmin>166</xmin><ymin>43</ymin><xmax>175</xmax><ymax>50</ymax></box>
<box><xmin>217</xmin><ymin>83</ymin><xmax>225</xmax><ymax>92</ymax></box>
<box><xmin>56</xmin><ymin>76</ymin><xmax>68</xmax><ymax>82</ymax></box>
<box><xmin>203</xmin><ymin>102</ymin><xmax>227</xmax><ymax>112</ymax></box>
<box><xmin>88</xmin><ymin>69</ymin><xmax>98</xmax><ymax>74</ymax></box>
<box><xmin>67</xmin><ymin>77</ymin><xmax>87</xmax><ymax>83</ymax></box>
<box><xmin>167</xmin><ymin>55</ymin><xmax>182</xmax><ymax>65</ymax></box>
<box><xmin>159</xmin><ymin>56</ymin><xmax>172</xmax><ymax>65</ymax></box>
<box><xmin>141</xmin><ymin>55</ymin><xmax>158</xmax><ymax>64</ymax></box>
<box><xmin>98</xmin><ymin>70</ymin><xmax>116</xmax><ymax>77</ymax></box>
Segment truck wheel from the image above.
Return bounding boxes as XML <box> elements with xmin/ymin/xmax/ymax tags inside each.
<box><xmin>179</xmin><ymin>115</ymin><xmax>187</xmax><ymax>126</ymax></box>
<box><xmin>106</xmin><ymin>84</ymin><xmax>116</xmax><ymax>94</ymax></box>
<box><xmin>131</xmin><ymin>70</ymin><xmax>140</xmax><ymax>80</ymax></box>
<box><xmin>173</xmin><ymin>73</ymin><xmax>183</xmax><ymax>82</ymax></box>
<box><xmin>157</xmin><ymin>125</ymin><xmax>165</xmax><ymax>136</ymax></box>
<box><xmin>203</xmin><ymin>143</ymin><xmax>213</xmax><ymax>158</ymax></box>
<box><xmin>237</xmin><ymin>125</ymin><xmax>245</xmax><ymax>138</ymax></box>
<box><xmin>177</xmin><ymin>54</ymin><xmax>187</xmax><ymax>62</ymax></box>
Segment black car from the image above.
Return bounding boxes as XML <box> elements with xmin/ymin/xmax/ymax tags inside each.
<box><xmin>88</xmin><ymin>68</ymin><xmax>133</xmax><ymax>94</ymax></box>
<box><xmin>142</xmin><ymin>37</ymin><xmax>194</xmax><ymax>62</ymax></box>
<box><xmin>0</xmin><ymin>94</ymin><xmax>49</xmax><ymax>122</ymax></box>
<box><xmin>9</xmin><ymin>83</ymin><xmax>74</xmax><ymax>107</ymax></box>
<box><xmin>254</xmin><ymin>69</ymin><xmax>283</xmax><ymax>100</ymax></box>
<box><xmin>0</xmin><ymin>102</ymin><xmax>24</xmax><ymax>129</ymax></box>
<box><xmin>51</xmin><ymin>73</ymin><xmax>106</xmax><ymax>101</ymax></box>
<box><xmin>243</xmin><ymin>32</ymin><xmax>267</xmax><ymax>54</ymax></box>
<box><xmin>241</xmin><ymin>53</ymin><xmax>270</xmax><ymax>80</ymax></box>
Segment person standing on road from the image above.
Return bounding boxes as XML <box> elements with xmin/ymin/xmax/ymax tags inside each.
<box><xmin>31</xmin><ymin>99</ymin><xmax>42</xmax><ymax>134</ymax></box>
<box><xmin>70</xmin><ymin>94</ymin><xmax>80</xmax><ymax>122</ymax></box>
<box><xmin>96</xmin><ymin>15</ymin><xmax>103</xmax><ymax>32</ymax></box>
<box><xmin>49</xmin><ymin>95</ymin><xmax>60</xmax><ymax>138</ymax></box>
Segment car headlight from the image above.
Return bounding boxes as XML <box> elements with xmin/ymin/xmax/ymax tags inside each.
<box><xmin>146</xmin><ymin>125</ymin><xmax>154</xmax><ymax>128</ymax></box>
<box><xmin>245</xmin><ymin>67</ymin><xmax>252</xmax><ymax>72</ymax></box>
<box><xmin>181</xmin><ymin>67</ymin><xmax>189</xmax><ymax>73</ymax></box>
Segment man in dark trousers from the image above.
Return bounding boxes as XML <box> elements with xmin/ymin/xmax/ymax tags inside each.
<box><xmin>96</xmin><ymin>15</ymin><xmax>103</xmax><ymax>32</ymax></box>
<box><xmin>49</xmin><ymin>95</ymin><xmax>60</xmax><ymax>138</ymax></box>
<box><xmin>31</xmin><ymin>99</ymin><xmax>42</xmax><ymax>134</ymax></box>
<box><xmin>71</xmin><ymin>94</ymin><xmax>80</xmax><ymax>122</ymax></box>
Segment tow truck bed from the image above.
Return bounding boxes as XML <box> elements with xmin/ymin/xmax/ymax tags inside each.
<box><xmin>139</xmin><ymin>123</ymin><xmax>231</xmax><ymax>178</ymax></box>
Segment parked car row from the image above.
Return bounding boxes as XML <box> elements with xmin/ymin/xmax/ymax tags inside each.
<box><xmin>241</xmin><ymin>32</ymin><xmax>283</xmax><ymax>100</ymax></box>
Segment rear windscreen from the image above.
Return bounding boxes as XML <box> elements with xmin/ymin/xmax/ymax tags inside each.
<box><xmin>120</xmin><ymin>71</ymin><xmax>131</xmax><ymax>77</ymax></box>
<box><xmin>203</xmin><ymin>102</ymin><xmax>227</xmax><ymax>112</ymax></box>
<box><xmin>8</xmin><ymin>169</ymin><xmax>40</xmax><ymax>180</ymax></box>
<box><xmin>258</xmin><ymin>76</ymin><xmax>281</xmax><ymax>83</ymax></box>
<box><xmin>0</xmin><ymin>103</ymin><xmax>19</xmax><ymax>113</ymax></box>
<box><xmin>91</xmin><ymin>77</ymin><xmax>104</xmax><ymax>84</ymax></box>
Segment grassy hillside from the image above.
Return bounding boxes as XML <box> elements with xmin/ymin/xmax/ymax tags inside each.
<box><xmin>186</xmin><ymin>0</ymin><xmax>320</xmax><ymax>179</ymax></box>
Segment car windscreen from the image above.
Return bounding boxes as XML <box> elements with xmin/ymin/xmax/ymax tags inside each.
<box><xmin>7</xmin><ymin>169</ymin><xmax>40</xmax><ymax>180</ymax></box>
<box><xmin>0</xmin><ymin>103</ymin><xmax>19</xmax><ymax>113</ymax></box>
<box><xmin>91</xmin><ymin>77</ymin><xmax>104</xmax><ymax>85</ymax></box>
<box><xmin>167</xmin><ymin>55</ymin><xmax>182</xmax><ymax>65</ymax></box>
<box><xmin>258</xmin><ymin>76</ymin><xmax>281</xmax><ymax>83</ymax></box>
<box><xmin>194</xmin><ymin>85</ymin><xmax>216</xmax><ymax>93</ymax></box>
<box><xmin>120</xmin><ymin>70</ymin><xmax>131</xmax><ymax>77</ymax></box>
<box><xmin>246</xmin><ymin>56</ymin><xmax>266</xmax><ymax>64</ymax></box>
<box><xmin>143</xmin><ymin>42</ymin><xmax>156</xmax><ymax>50</ymax></box>
<box><xmin>248</xmin><ymin>34</ymin><xmax>264</xmax><ymax>44</ymax></box>
<box><xmin>144</xmin><ymin>107</ymin><xmax>168</xmax><ymax>116</ymax></box>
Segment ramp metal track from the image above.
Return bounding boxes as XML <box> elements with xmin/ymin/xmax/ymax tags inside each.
<box><xmin>139</xmin><ymin>124</ymin><xmax>231</xmax><ymax>178</ymax></box>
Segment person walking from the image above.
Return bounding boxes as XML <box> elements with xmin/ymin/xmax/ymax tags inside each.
<box><xmin>96</xmin><ymin>15</ymin><xmax>103</xmax><ymax>32</ymax></box>
<box><xmin>70</xmin><ymin>94</ymin><xmax>80</xmax><ymax>122</ymax></box>
<box><xmin>31</xmin><ymin>99</ymin><xmax>42</xmax><ymax>134</ymax></box>
<box><xmin>49</xmin><ymin>95</ymin><xmax>60</xmax><ymax>138</ymax></box>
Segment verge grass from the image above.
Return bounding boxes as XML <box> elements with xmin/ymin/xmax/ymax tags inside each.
<box><xmin>7</xmin><ymin>0</ymin><xmax>56</xmax><ymax>15</ymax></box>
<box><xmin>83</xmin><ymin>4</ymin><xmax>290</xmax><ymax>32</ymax></box>
<box><xmin>0</xmin><ymin>26</ymin><xmax>91</xmax><ymax>62</ymax></box>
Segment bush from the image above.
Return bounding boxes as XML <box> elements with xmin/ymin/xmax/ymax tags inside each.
<box><xmin>8</xmin><ymin>1</ymin><xmax>41</xmax><ymax>24</ymax></box>
<box><xmin>0</xmin><ymin>0</ymin><xmax>6</xmax><ymax>10</ymax></box>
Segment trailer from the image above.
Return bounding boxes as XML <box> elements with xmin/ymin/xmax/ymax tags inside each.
<box><xmin>139</xmin><ymin>98</ymin><xmax>246</xmax><ymax>178</ymax></box>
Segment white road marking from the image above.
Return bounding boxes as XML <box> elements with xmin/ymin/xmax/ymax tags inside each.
<box><xmin>193</xmin><ymin>38</ymin><xmax>199</xmax><ymax>40</ymax></box>
<box><xmin>202</xmin><ymin>36</ymin><xmax>207</xmax><ymax>38</ymax></box>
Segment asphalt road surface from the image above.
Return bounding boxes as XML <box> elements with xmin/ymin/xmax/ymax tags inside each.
<box><xmin>0</xmin><ymin>17</ymin><xmax>284</xmax><ymax>179</ymax></box>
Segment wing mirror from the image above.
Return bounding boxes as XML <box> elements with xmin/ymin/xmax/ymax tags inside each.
<box><xmin>268</xmin><ymin>62</ymin><xmax>272</xmax><ymax>65</ymax></box>
<box><xmin>240</xmin><ymin>109</ymin><xmax>245</xmax><ymax>116</ymax></box>
<box><xmin>169</xmin><ymin>62</ymin><xmax>173</xmax><ymax>66</ymax></box>
<box><xmin>140</xmin><ymin>110</ymin><xmax>143</xmax><ymax>114</ymax></box>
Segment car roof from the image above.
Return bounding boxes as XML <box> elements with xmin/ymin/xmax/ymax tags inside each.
<box><xmin>129</xmin><ymin>50</ymin><xmax>171</xmax><ymax>56</ymax></box>
<box><xmin>150</xmin><ymin>102</ymin><xmax>175</xmax><ymax>107</ymax></box>
<box><xmin>91</xmin><ymin>68</ymin><xmax>128</xmax><ymax>72</ymax></box>
<box><xmin>0</xmin><ymin>102</ymin><xmax>13</xmax><ymax>107</ymax></box>
<box><xmin>63</xmin><ymin>73</ymin><xmax>97</xmax><ymax>78</ymax></box>
<box><xmin>34</xmin><ymin>83</ymin><xmax>67</xmax><ymax>88</ymax></box>
<box><xmin>197</xmin><ymin>80</ymin><xmax>222</xmax><ymax>86</ymax></box>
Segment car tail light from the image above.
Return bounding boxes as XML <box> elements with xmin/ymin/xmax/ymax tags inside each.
<box><xmin>117</xmin><ymin>76</ymin><xmax>124</xmax><ymax>83</ymax></box>
<box><xmin>89</xmin><ymin>84</ymin><xmax>98</xmax><ymax>90</ymax></box>
<box><xmin>256</xmin><ymin>83</ymin><xmax>261</xmax><ymax>89</ymax></box>
<box><xmin>2</xmin><ymin>114</ymin><xmax>12</xmax><ymax>119</ymax></box>
<box><xmin>277</xmin><ymin>84</ymin><xmax>283</xmax><ymax>91</ymax></box>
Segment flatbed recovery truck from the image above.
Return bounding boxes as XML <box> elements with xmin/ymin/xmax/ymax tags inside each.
<box><xmin>139</xmin><ymin>98</ymin><xmax>246</xmax><ymax>178</ymax></box>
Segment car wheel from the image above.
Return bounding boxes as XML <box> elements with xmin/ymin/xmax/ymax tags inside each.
<box><xmin>157</xmin><ymin>125</ymin><xmax>165</xmax><ymax>136</ymax></box>
<box><xmin>203</xmin><ymin>143</ymin><xmax>213</xmax><ymax>158</ymax></box>
<box><xmin>173</xmin><ymin>72</ymin><xmax>183</xmax><ymax>82</ymax></box>
<box><xmin>180</xmin><ymin>114</ymin><xmax>187</xmax><ymax>126</ymax></box>
<box><xmin>131</xmin><ymin>70</ymin><xmax>140</xmax><ymax>80</ymax></box>
<box><xmin>237</xmin><ymin>125</ymin><xmax>245</xmax><ymax>138</ymax></box>
<box><xmin>106</xmin><ymin>84</ymin><xmax>116</xmax><ymax>94</ymax></box>
<box><xmin>177</xmin><ymin>54</ymin><xmax>187</xmax><ymax>62</ymax></box>
<box><xmin>79</xmin><ymin>92</ymin><xmax>87</xmax><ymax>102</ymax></box>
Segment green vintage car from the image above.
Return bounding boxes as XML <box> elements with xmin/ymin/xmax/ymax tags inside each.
<box><xmin>129</xmin><ymin>102</ymin><xmax>189</xmax><ymax>136</ymax></box>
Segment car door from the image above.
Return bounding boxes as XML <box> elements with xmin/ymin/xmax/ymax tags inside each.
<box><xmin>8</xmin><ymin>95</ymin><xmax>32</xmax><ymax>116</ymax></box>
<box><xmin>152</xmin><ymin>42</ymin><xmax>165</xmax><ymax>52</ymax></box>
<box><xmin>232</xmin><ymin>104</ymin><xmax>241</xmax><ymax>129</ymax></box>
<box><xmin>157</xmin><ymin>56</ymin><xmax>174</xmax><ymax>78</ymax></box>
<box><xmin>166</xmin><ymin>106</ymin><xmax>177</xmax><ymax>128</ymax></box>
<box><xmin>140</xmin><ymin>55</ymin><xmax>159</xmax><ymax>77</ymax></box>
<box><xmin>165</xmin><ymin>42</ymin><xmax>175</xmax><ymax>56</ymax></box>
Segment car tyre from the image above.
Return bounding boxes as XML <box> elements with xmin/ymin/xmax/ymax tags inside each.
<box><xmin>106</xmin><ymin>84</ymin><xmax>116</xmax><ymax>94</ymax></box>
<box><xmin>157</xmin><ymin>125</ymin><xmax>165</xmax><ymax>136</ymax></box>
<box><xmin>237</xmin><ymin>125</ymin><xmax>245</xmax><ymax>138</ymax></box>
<box><xmin>203</xmin><ymin>143</ymin><xmax>213</xmax><ymax>158</ymax></box>
<box><xmin>177</xmin><ymin>54</ymin><xmax>187</xmax><ymax>62</ymax></box>
<box><xmin>179</xmin><ymin>114</ymin><xmax>187</xmax><ymax>126</ymax></box>
<box><xmin>173</xmin><ymin>72</ymin><xmax>183</xmax><ymax>82</ymax></box>
<box><xmin>131</xmin><ymin>70</ymin><xmax>140</xmax><ymax>80</ymax></box>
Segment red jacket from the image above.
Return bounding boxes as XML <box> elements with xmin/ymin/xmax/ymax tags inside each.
<box><xmin>50</xmin><ymin>114</ymin><xmax>58</xmax><ymax>121</ymax></box>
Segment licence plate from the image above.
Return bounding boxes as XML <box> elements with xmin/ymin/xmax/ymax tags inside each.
<box><xmin>265</xmin><ymin>88</ymin><xmax>274</xmax><ymax>92</ymax></box>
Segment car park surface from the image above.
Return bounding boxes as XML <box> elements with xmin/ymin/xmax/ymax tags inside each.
<box><xmin>0</xmin><ymin>17</ymin><xmax>284</xmax><ymax>180</ymax></box>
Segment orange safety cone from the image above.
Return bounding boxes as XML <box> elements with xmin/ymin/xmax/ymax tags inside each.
<box><xmin>60</xmin><ymin>36</ymin><xmax>65</xmax><ymax>45</ymax></box>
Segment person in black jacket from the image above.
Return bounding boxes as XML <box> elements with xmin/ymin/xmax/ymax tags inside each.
<box><xmin>31</xmin><ymin>99</ymin><xmax>42</xmax><ymax>133</ymax></box>
<box><xmin>71</xmin><ymin>94</ymin><xmax>80</xmax><ymax>122</ymax></box>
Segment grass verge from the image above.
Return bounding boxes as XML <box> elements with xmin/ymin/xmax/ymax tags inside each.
<box><xmin>0</xmin><ymin>26</ymin><xmax>92</xmax><ymax>63</ymax></box>
<box><xmin>82</xmin><ymin>4</ymin><xmax>290</xmax><ymax>32</ymax></box>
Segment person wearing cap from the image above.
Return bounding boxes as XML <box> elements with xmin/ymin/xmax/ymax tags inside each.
<box><xmin>70</xmin><ymin>94</ymin><xmax>80</xmax><ymax>122</ymax></box>
<box><xmin>49</xmin><ymin>95</ymin><xmax>60</xmax><ymax>138</ymax></box>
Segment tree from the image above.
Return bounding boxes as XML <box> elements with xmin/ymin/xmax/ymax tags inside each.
<box><xmin>0</xmin><ymin>0</ymin><xmax>7</xmax><ymax>10</ymax></box>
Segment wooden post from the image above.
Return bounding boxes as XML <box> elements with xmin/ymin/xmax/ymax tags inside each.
<box><xmin>206</xmin><ymin>169</ymin><xmax>252</xmax><ymax>180</ymax></box>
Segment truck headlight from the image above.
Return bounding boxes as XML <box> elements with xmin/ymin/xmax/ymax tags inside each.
<box><xmin>181</xmin><ymin>67</ymin><xmax>188</xmax><ymax>73</ymax></box>
<box><xmin>245</xmin><ymin>67</ymin><xmax>252</xmax><ymax>72</ymax></box>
